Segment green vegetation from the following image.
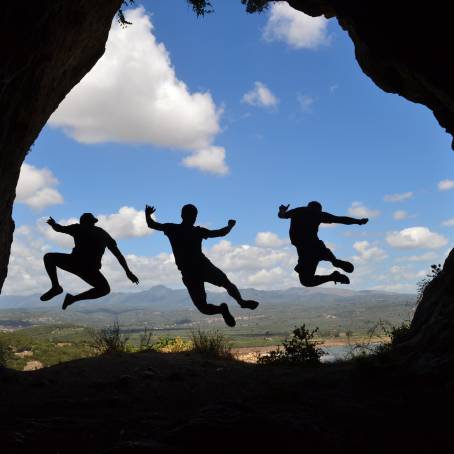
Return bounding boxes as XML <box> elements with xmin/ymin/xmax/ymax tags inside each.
<box><xmin>90</xmin><ymin>321</ymin><xmax>130</xmax><ymax>354</ymax></box>
<box><xmin>190</xmin><ymin>329</ymin><xmax>233</xmax><ymax>359</ymax></box>
<box><xmin>152</xmin><ymin>335</ymin><xmax>192</xmax><ymax>353</ymax></box>
<box><xmin>0</xmin><ymin>325</ymin><xmax>94</xmax><ymax>370</ymax></box>
<box><xmin>258</xmin><ymin>325</ymin><xmax>325</xmax><ymax>366</ymax></box>
<box><xmin>416</xmin><ymin>263</ymin><xmax>442</xmax><ymax>305</ymax></box>
<box><xmin>345</xmin><ymin>319</ymin><xmax>412</xmax><ymax>364</ymax></box>
<box><xmin>186</xmin><ymin>0</ymin><xmax>269</xmax><ymax>16</ymax></box>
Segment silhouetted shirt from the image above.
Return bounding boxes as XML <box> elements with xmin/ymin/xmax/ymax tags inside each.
<box><xmin>161</xmin><ymin>223</ymin><xmax>210</xmax><ymax>271</ymax></box>
<box><xmin>64</xmin><ymin>224</ymin><xmax>116</xmax><ymax>269</ymax></box>
<box><xmin>283</xmin><ymin>207</ymin><xmax>336</xmax><ymax>245</ymax></box>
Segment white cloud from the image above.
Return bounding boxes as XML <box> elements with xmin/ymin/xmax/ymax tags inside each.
<box><xmin>348</xmin><ymin>202</ymin><xmax>380</xmax><ymax>218</ymax></box>
<box><xmin>297</xmin><ymin>93</ymin><xmax>314</xmax><ymax>112</ymax></box>
<box><xmin>389</xmin><ymin>265</ymin><xmax>426</xmax><ymax>281</ymax></box>
<box><xmin>49</xmin><ymin>7</ymin><xmax>226</xmax><ymax>175</ymax></box>
<box><xmin>352</xmin><ymin>241</ymin><xmax>387</xmax><ymax>262</ymax></box>
<box><xmin>263</xmin><ymin>2</ymin><xmax>330</xmax><ymax>50</ymax></box>
<box><xmin>384</xmin><ymin>192</ymin><xmax>413</xmax><ymax>202</ymax></box>
<box><xmin>441</xmin><ymin>218</ymin><xmax>454</xmax><ymax>227</ymax></box>
<box><xmin>393</xmin><ymin>210</ymin><xmax>409</xmax><ymax>220</ymax></box>
<box><xmin>96</xmin><ymin>206</ymin><xmax>151</xmax><ymax>239</ymax></box>
<box><xmin>16</xmin><ymin>163</ymin><xmax>63</xmax><ymax>210</ymax></box>
<box><xmin>242</xmin><ymin>82</ymin><xmax>278</xmax><ymax>108</ymax></box>
<box><xmin>255</xmin><ymin>232</ymin><xmax>289</xmax><ymax>248</ymax></box>
<box><xmin>438</xmin><ymin>179</ymin><xmax>454</xmax><ymax>191</ymax></box>
<box><xmin>181</xmin><ymin>146</ymin><xmax>228</xmax><ymax>175</ymax></box>
<box><xmin>386</xmin><ymin>227</ymin><xmax>448</xmax><ymax>249</ymax></box>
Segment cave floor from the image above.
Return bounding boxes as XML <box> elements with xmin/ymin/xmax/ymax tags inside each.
<box><xmin>1</xmin><ymin>351</ymin><xmax>453</xmax><ymax>453</ymax></box>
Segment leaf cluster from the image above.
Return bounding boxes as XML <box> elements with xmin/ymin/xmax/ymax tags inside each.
<box><xmin>187</xmin><ymin>0</ymin><xmax>270</xmax><ymax>16</ymax></box>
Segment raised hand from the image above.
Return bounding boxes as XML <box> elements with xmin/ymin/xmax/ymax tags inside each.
<box><xmin>145</xmin><ymin>205</ymin><xmax>156</xmax><ymax>216</ymax></box>
<box><xmin>228</xmin><ymin>219</ymin><xmax>236</xmax><ymax>228</ymax></box>
<box><xmin>279</xmin><ymin>204</ymin><xmax>290</xmax><ymax>212</ymax></box>
<box><xmin>358</xmin><ymin>218</ymin><xmax>369</xmax><ymax>225</ymax></box>
<box><xmin>47</xmin><ymin>216</ymin><xmax>56</xmax><ymax>226</ymax></box>
<box><xmin>127</xmin><ymin>270</ymin><xmax>139</xmax><ymax>285</ymax></box>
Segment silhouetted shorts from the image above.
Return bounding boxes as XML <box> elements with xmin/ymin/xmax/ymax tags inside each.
<box><xmin>46</xmin><ymin>252</ymin><xmax>109</xmax><ymax>289</ymax></box>
<box><xmin>294</xmin><ymin>240</ymin><xmax>335</xmax><ymax>277</ymax></box>
<box><xmin>181</xmin><ymin>260</ymin><xmax>230</xmax><ymax>289</ymax></box>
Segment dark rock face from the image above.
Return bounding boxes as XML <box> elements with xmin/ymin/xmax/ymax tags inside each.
<box><xmin>398</xmin><ymin>251</ymin><xmax>454</xmax><ymax>362</ymax></box>
<box><xmin>0</xmin><ymin>0</ymin><xmax>123</xmax><ymax>292</ymax></box>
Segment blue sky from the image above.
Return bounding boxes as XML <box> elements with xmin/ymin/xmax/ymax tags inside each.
<box><xmin>6</xmin><ymin>1</ymin><xmax>454</xmax><ymax>295</ymax></box>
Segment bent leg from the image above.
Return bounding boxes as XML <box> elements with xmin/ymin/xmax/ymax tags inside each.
<box><xmin>182</xmin><ymin>274</ymin><xmax>236</xmax><ymax>327</ymax></box>
<box><xmin>204</xmin><ymin>262</ymin><xmax>259</xmax><ymax>310</ymax></box>
<box><xmin>62</xmin><ymin>270</ymin><xmax>110</xmax><ymax>309</ymax></box>
<box><xmin>41</xmin><ymin>253</ymin><xmax>72</xmax><ymax>301</ymax></box>
<box><xmin>296</xmin><ymin>254</ymin><xmax>349</xmax><ymax>287</ymax></box>
<box><xmin>182</xmin><ymin>275</ymin><xmax>222</xmax><ymax>315</ymax></box>
<box><xmin>322</xmin><ymin>247</ymin><xmax>354</xmax><ymax>273</ymax></box>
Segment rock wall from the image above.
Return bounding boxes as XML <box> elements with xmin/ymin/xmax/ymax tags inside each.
<box><xmin>0</xmin><ymin>0</ymin><xmax>122</xmax><ymax>292</ymax></box>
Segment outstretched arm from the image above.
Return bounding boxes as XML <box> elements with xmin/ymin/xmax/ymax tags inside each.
<box><xmin>322</xmin><ymin>213</ymin><xmax>368</xmax><ymax>225</ymax></box>
<box><xmin>145</xmin><ymin>205</ymin><xmax>166</xmax><ymax>231</ymax></box>
<box><xmin>46</xmin><ymin>217</ymin><xmax>73</xmax><ymax>234</ymax></box>
<box><xmin>205</xmin><ymin>220</ymin><xmax>236</xmax><ymax>238</ymax></box>
<box><xmin>108</xmin><ymin>243</ymin><xmax>139</xmax><ymax>285</ymax></box>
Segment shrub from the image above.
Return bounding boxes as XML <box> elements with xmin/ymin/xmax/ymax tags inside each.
<box><xmin>416</xmin><ymin>263</ymin><xmax>442</xmax><ymax>305</ymax></box>
<box><xmin>190</xmin><ymin>329</ymin><xmax>233</xmax><ymax>359</ymax></box>
<box><xmin>258</xmin><ymin>325</ymin><xmax>325</xmax><ymax>366</ymax></box>
<box><xmin>346</xmin><ymin>320</ymin><xmax>412</xmax><ymax>362</ymax></box>
<box><xmin>153</xmin><ymin>336</ymin><xmax>192</xmax><ymax>353</ymax></box>
<box><xmin>90</xmin><ymin>321</ymin><xmax>129</xmax><ymax>355</ymax></box>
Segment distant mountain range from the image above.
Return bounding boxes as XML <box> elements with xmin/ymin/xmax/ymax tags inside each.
<box><xmin>0</xmin><ymin>285</ymin><xmax>415</xmax><ymax>311</ymax></box>
<box><xmin>0</xmin><ymin>286</ymin><xmax>417</xmax><ymax>333</ymax></box>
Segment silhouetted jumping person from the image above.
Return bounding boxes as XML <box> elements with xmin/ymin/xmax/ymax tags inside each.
<box><xmin>278</xmin><ymin>201</ymin><xmax>368</xmax><ymax>287</ymax></box>
<box><xmin>40</xmin><ymin>213</ymin><xmax>139</xmax><ymax>309</ymax></box>
<box><xmin>145</xmin><ymin>204</ymin><xmax>259</xmax><ymax>327</ymax></box>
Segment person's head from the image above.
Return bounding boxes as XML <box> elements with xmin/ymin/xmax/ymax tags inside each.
<box><xmin>307</xmin><ymin>201</ymin><xmax>322</xmax><ymax>212</ymax></box>
<box><xmin>181</xmin><ymin>204</ymin><xmax>198</xmax><ymax>225</ymax></box>
<box><xmin>80</xmin><ymin>212</ymin><xmax>98</xmax><ymax>226</ymax></box>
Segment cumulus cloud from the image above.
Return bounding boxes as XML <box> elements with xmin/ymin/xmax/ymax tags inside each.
<box><xmin>16</xmin><ymin>163</ymin><xmax>64</xmax><ymax>210</ymax></box>
<box><xmin>393</xmin><ymin>210</ymin><xmax>409</xmax><ymax>220</ymax></box>
<box><xmin>348</xmin><ymin>202</ymin><xmax>380</xmax><ymax>218</ymax></box>
<box><xmin>384</xmin><ymin>192</ymin><xmax>413</xmax><ymax>202</ymax></box>
<box><xmin>49</xmin><ymin>7</ymin><xmax>226</xmax><ymax>175</ymax></box>
<box><xmin>96</xmin><ymin>206</ymin><xmax>151</xmax><ymax>239</ymax></box>
<box><xmin>255</xmin><ymin>232</ymin><xmax>289</xmax><ymax>248</ymax></box>
<box><xmin>263</xmin><ymin>2</ymin><xmax>330</xmax><ymax>49</ymax></box>
<box><xmin>242</xmin><ymin>82</ymin><xmax>278</xmax><ymax>108</ymax></box>
<box><xmin>438</xmin><ymin>179</ymin><xmax>454</xmax><ymax>191</ymax></box>
<box><xmin>352</xmin><ymin>241</ymin><xmax>387</xmax><ymax>262</ymax></box>
<box><xmin>181</xmin><ymin>146</ymin><xmax>228</xmax><ymax>175</ymax></box>
<box><xmin>386</xmin><ymin>227</ymin><xmax>448</xmax><ymax>249</ymax></box>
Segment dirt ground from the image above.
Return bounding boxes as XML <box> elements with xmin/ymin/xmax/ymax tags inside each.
<box><xmin>1</xmin><ymin>350</ymin><xmax>453</xmax><ymax>453</ymax></box>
